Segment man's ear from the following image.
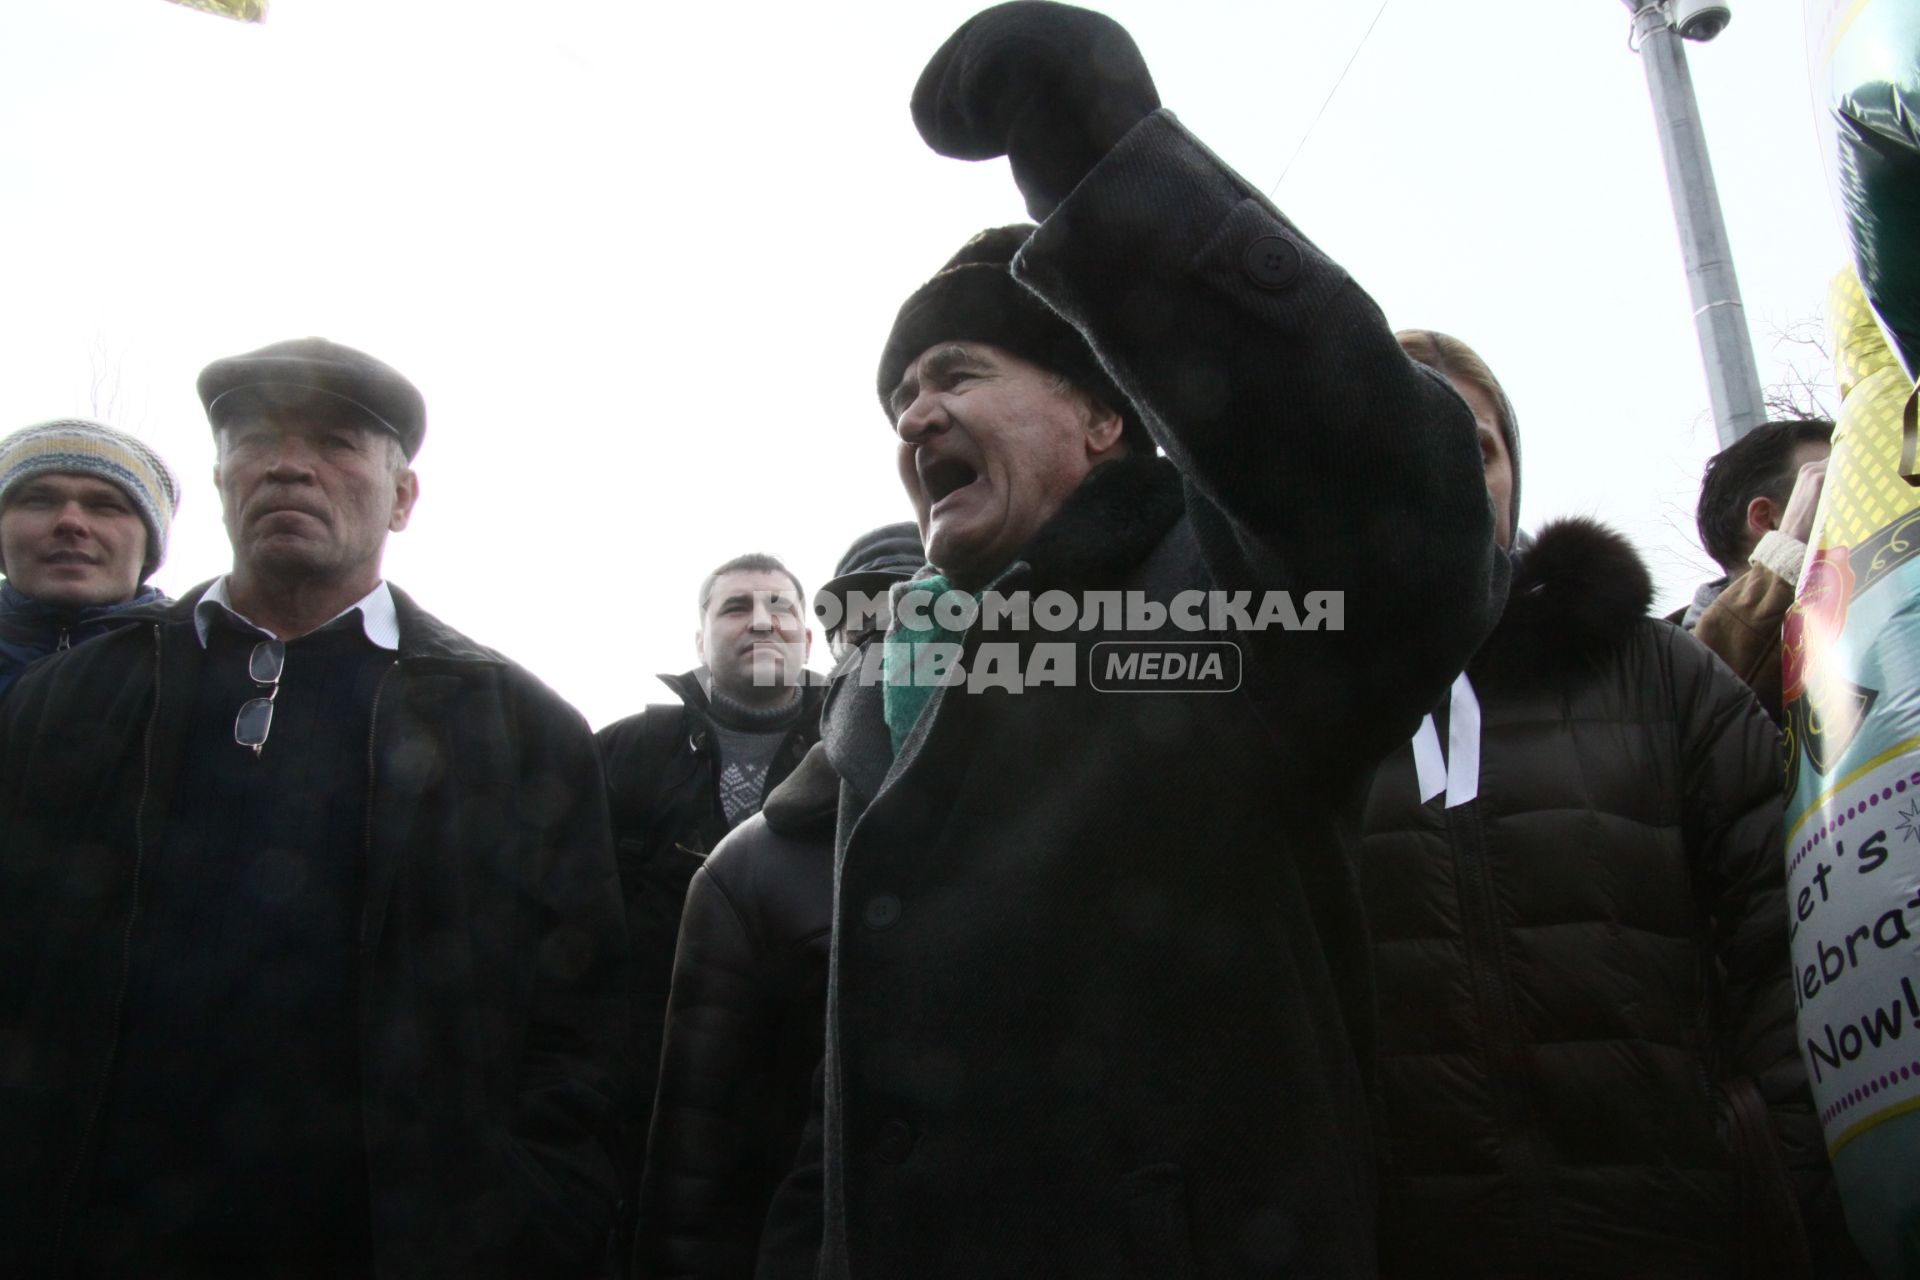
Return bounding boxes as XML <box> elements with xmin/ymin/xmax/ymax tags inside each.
<box><xmin>1085</xmin><ymin>401</ymin><xmax>1127</xmax><ymax>458</ymax></box>
<box><xmin>1746</xmin><ymin>493</ymin><xmax>1780</xmax><ymax>545</ymax></box>
<box><xmin>388</xmin><ymin>469</ymin><xmax>421</xmax><ymax>533</ymax></box>
<box><xmin>693</xmin><ymin>626</ymin><xmax>707</xmax><ymax>668</ymax></box>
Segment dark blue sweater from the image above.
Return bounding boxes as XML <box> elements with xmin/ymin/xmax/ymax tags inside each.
<box><xmin>72</xmin><ymin>613</ymin><xmax>391</xmax><ymax>1278</ymax></box>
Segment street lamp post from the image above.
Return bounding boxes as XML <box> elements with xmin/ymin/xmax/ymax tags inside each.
<box><xmin>1622</xmin><ymin>0</ymin><xmax>1767</xmax><ymax>447</ymax></box>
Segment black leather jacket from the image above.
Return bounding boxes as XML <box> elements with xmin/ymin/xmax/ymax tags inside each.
<box><xmin>595</xmin><ymin>671</ymin><xmax>825</xmax><ymax>1258</ymax></box>
<box><xmin>632</xmin><ymin>743</ymin><xmax>835</xmax><ymax>1280</ymax></box>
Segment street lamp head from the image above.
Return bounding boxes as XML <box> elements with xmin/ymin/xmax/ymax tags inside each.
<box><xmin>1669</xmin><ymin>0</ymin><xmax>1731</xmax><ymax>41</ymax></box>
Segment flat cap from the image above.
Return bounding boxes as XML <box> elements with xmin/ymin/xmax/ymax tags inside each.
<box><xmin>197</xmin><ymin>336</ymin><xmax>426</xmax><ymax>460</ymax></box>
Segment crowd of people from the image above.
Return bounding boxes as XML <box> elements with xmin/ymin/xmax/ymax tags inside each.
<box><xmin>0</xmin><ymin>2</ymin><xmax>1893</xmax><ymax>1277</ymax></box>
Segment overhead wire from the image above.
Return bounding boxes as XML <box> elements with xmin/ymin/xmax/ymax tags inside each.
<box><xmin>1268</xmin><ymin>0</ymin><xmax>1395</xmax><ymax>194</ymax></box>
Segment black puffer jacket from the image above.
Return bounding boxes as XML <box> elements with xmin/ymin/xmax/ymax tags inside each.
<box><xmin>595</xmin><ymin>670</ymin><xmax>826</xmax><ymax>1241</ymax></box>
<box><xmin>632</xmin><ymin>742</ymin><xmax>836</xmax><ymax>1280</ymax></box>
<box><xmin>1358</xmin><ymin>519</ymin><xmax>1841</xmax><ymax>1279</ymax></box>
<box><xmin>0</xmin><ymin>584</ymin><xmax>628</xmax><ymax>1278</ymax></box>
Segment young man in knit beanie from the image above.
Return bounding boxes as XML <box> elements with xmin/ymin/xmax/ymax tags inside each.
<box><xmin>596</xmin><ymin>552</ymin><xmax>828</xmax><ymax>1261</ymax></box>
<box><xmin>0</xmin><ymin>418</ymin><xmax>180</xmax><ymax>697</ymax></box>
<box><xmin>762</xmin><ymin>5</ymin><xmax>1504</xmax><ymax>1277</ymax></box>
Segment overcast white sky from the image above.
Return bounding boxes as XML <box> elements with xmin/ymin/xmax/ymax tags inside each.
<box><xmin>2</xmin><ymin>0</ymin><xmax>1852</xmax><ymax>727</ymax></box>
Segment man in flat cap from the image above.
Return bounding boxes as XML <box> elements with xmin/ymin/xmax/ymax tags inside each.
<box><xmin>765</xmin><ymin>4</ymin><xmax>1503</xmax><ymax>1277</ymax></box>
<box><xmin>0</xmin><ymin>337</ymin><xmax>628</xmax><ymax>1278</ymax></box>
<box><xmin>0</xmin><ymin>418</ymin><xmax>180</xmax><ymax>697</ymax></box>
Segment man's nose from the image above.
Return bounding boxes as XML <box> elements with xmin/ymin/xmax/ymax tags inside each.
<box><xmin>895</xmin><ymin>392</ymin><xmax>948</xmax><ymax>444</ymax></box>
<box><xmin>50</xmin><ymin>500</ymin><xmax>91</xmax><ymax>535</ymax></box>
<box><xmin>264</xmin><ymin>435</ymin><xmax>319</xmax><ymax>476</ymax></box>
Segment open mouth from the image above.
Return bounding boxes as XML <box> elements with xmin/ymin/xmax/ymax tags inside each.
<box><xmin>43</xmin><ymin>551</ymin><xmax>99</xmax><ymax>566</ymax></box>
<box><xmin>920</xmin><ymin>456</ymin><xmax>979</xmax><ymax>506</ymax></box>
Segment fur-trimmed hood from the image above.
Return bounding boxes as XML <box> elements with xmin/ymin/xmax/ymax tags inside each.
<box><xmin>1470</xmin><ymin>517</ymin><xmax>1654</xmax><ymax>690</ymax></box>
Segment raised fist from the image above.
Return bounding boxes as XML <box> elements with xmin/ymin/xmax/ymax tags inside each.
<box><xmin>911</xmin><ymin>1</ymin><xmax>1160</xmax><ymax>220</ymax></box>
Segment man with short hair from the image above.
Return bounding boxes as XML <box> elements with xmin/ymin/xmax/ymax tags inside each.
<box><xmin>0</xmin><ymin>418</ymin><xmax>180</xmax><ymax>697</ymax></box>
<box><xmin>770</xmin><ymin>6</ymin><xmax>1502</xmax><ymax>1276</ymax></box>
<box><xmin>632</xmin><ymin>524</ymin><xmax>923</xmax><ymax>1280</ymax></box>
<box><xmin>596</xmin><ymin>553</ymin><xmax>826</xmax><ymax>1260</ymax></box>
<box><xmin>0</xmin><ymin>337</ymin><xmax>627</xmax><ymax>1278</ymax></box>
<box><xmin>1684</xmin><ymin>418</ymin><xmax>1834</xmax><ymax>720</ymax></box>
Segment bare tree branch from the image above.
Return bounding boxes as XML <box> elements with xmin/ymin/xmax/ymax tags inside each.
<box><xmin>1761</xmin><ymin>315</ymin><xmax>1837</xmax><ymax>422</ymax></box>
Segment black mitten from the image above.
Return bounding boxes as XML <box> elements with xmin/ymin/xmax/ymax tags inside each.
<box><xmin>911</xmin><ymin>1</ymin><xmax>1159</xmax><ymax>220</ymax></box>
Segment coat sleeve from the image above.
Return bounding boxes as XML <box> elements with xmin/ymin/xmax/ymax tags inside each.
<box><xmin>634</xmin><ymin>857</ymin><xmax>776</xmax><ymax>1280</ymax></box>
<box><xmin>1014</xmin><ymin>109</ymin><xmax>1502</xmax><ymax>783</ymax></box>
<box><xmin>1691</xmin><ymin>560</ymin><xmax>1796</xmax><ymax>722</ymax></box>
<box><xmin>504</xmin><ymin>691</ymin><xmax>634</xmax><ymax>1271</ymax></box>
<box><xmin>596</xmin><ymin>705</ymin><xmax>712</xmax><ymax>1236</ymax></box>
<box><xmin>1666</xmin><ymin>626</ymin><xmax>1862</xmax><ymax>1270</ymax></box>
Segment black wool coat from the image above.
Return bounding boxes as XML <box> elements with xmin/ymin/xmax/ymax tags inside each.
<box><xmin>1358</xmin><ymin>519</ymin><xmax>1844</xmax><ymax>1279</ymax></box>
<box><xmin>0</xmin><ymin>584</ymin><xmax>629</xmax><ymax>1279</ymax></box>
<box><xmin>633</xmin><ymin>741</ymin><xmax>837</xmax><ymax>1280</ymax></box>
<box><xmin>789</xmin><ymin>109</ymin><xmax>1503</xmax><ymax>1280</ymax></box>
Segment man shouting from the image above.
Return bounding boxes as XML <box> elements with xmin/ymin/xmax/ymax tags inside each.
<box><xmin>782</xmin><ymin>4</ymin><xmax>1504</xmax><ymax>1277</ymax></box>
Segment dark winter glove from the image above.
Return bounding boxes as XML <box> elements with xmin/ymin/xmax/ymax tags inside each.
<box><xmin>911</xmin><ymin>1</ymin><xmax>1160</xmax><ymax>221</ymax></box>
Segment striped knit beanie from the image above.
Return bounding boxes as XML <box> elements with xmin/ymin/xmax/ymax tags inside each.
<box><xmin>0</xmin><ymin>420</ymin><xmax>181</xmax><ymax>579</ymax></box>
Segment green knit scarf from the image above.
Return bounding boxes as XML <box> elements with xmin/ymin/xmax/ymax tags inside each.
<box><xmin>881</xmin><ymin>575</ymin><xmax>976</xmax><ymax>755</ymax></box>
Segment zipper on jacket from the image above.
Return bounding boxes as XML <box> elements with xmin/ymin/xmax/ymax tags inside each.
<box><xmin>1443</xmin><ymin>799</ymin><xmax>1559</xmax><ymax>1270</ymax></box>
<box><xmin>51</xmin><ymin>624</ymin><xmax>161</xmax><ymax>1267</ymax></box>
<box><xmin>57</xmin><ymin>625</ymin><xmax>71</xmax><ymax>652</ymax></box>
<box><xmin>357</xmin><ymin>658</ymin><xmax>396</xmax><ymax>1272</ymax></box>
<box><xmin>358</xmin><ymin>660</ymin><xmax>395</xmax><ymax>946</ymax></box>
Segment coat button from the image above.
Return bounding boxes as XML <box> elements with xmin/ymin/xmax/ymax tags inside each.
<box><xmin>1243</xmin><ymin>235</ymin><xmax>1301</xmax><ymax>289</ymax></box>
<box><xmin>875</xmin><ymin>1118</ymin><xmax>915</xmax><ymax>1163</ymax></box>
<box><xmin>863</xmin><ymin>894</ymin><xmax>902</xmax><ymax>930</ymax></box>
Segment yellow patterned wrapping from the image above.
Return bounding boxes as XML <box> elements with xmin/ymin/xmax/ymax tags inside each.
<box><xmin>1816</xmin><ymin>267</ymin><xmax>1920</xmax><ymax>552</ymax></box>
<box><xmin>162</xmin><ymin>0</ymin><xmax>267</xmax><ymax>23</ymax></box>
<box><xmin>1786</xmin><ymin>262</ymin><xmax>1920</xmax><ymax>1278</ymax></box>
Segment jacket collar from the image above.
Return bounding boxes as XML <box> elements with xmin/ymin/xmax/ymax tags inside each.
<box><xmin>762</xmin><ymin>741</ymin><xmax>840</xmax><ymax>837</ymax></box>
<box><xmin>658</xmin><ymin>665</ymin><xmax>829</xmax><ymax>715</ymax></box>
<box><xmin>125</xmin><ymin>579</ymin><xmax>506</xmax><ymax>665</ymax></box>
<box><xmin>192</xmin><ymin>577</ymin><xmax>399</xmax><ymax>650</ymax></box>
<box><xmin>0</xmin><ymin>580</ymin><xmax>166</xmax><ymax>629</ymax></box>
<box><xmin>997</xmin><ymin>453</ymin><xmax>1185</xmax><ymax>594</ymax></box>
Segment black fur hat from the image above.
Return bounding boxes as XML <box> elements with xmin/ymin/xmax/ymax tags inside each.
<box><xmin>877</xmin><ymin>225</ymin><xmax>1146</xmax><ymax>450</ymax></box>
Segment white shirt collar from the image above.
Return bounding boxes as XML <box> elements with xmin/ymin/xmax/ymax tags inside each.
<box><xmin>193</xmin><ymin>577</ymin><xmax>400</xmax><ymax>650</ymax></box>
